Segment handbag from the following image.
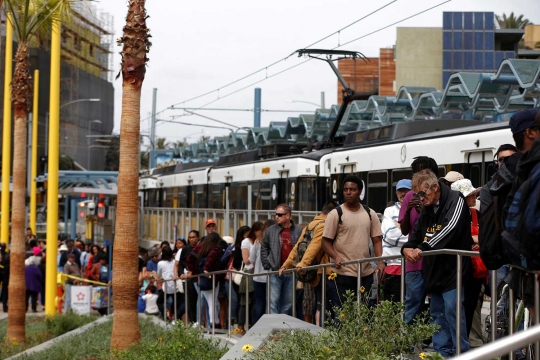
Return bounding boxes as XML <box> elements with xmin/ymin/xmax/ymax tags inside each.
<box><xmin>225</xmin><ymin>256</ymin><xmax>236</xmax><ymax>281</ymax></box>
<box><xmin>233</xmin><ymin>262</ymin><xmax>244</xmax><ymax>286</ymax></box>
<box><xmin>176</xmin><ymin>279</ymin><xmax>184</xmax><ymax>293</ymax></box>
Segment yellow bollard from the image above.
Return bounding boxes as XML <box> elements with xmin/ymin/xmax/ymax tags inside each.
<box><xmin>45</xmin><ymin>18</ymin><xmax>62</xmax><ymax>317</ymax></box>
<box><xmin>0</xmin><ymin>14</ymin><xmax>13</xmax><ymax>246</ymax></box>
<box><xmin>30</xmin><ymin>70</ymin><xmax>39</xmax><ymax>233</ymax></box>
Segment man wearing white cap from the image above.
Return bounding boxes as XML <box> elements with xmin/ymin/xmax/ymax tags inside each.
<box><xmin>439</xmin><ymin>171</ymin><xmax>464</xmax><ymax>187</ymax></box>
<box><xmin>381</xmin><ymin>179</ymin><xmax>412</xmax><ymax>302</ymax></box>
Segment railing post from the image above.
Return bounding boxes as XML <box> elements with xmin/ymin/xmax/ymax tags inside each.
<box><xmin>197</xmin><ymin>277</ymin><xmax>202</xmax><ymax>327</ymax></box>
<box><xmin>456</xmin><ymin>254</ymin><xmax>463</xmax><ymax>356</ymax></box>
<box><xmin>228</xmin><ymin>273</ymin><xmax>232</xmax><ymax>338</ymax></box>
<box><xmin>490</xmin><ymin>269</ymin><xmax>497</xmax><ymax>343</ymax></box>
<box><xmin>291</xmin><ymin>271</ymin><xmax>296</xmax><ymax>318</ymax></box>
<box><xmin>184</xmin><ymin>277</ymin><xmax>189</xmax><ymax>326</ymax></box>
<box><xmin>321</xmin><ymin>264</ymin><xmax>326</xmax><ymax>328</ymax></box>
<box><xmin>245</xmin><ymin>274</ymin><xmax>250</xmax><ymax>331</ymax></box>
<box><xmin>212</xmin><ymin>273</ymin><xmax>216</xmax><ymax>335</ymax></box>
<box><xmin>508</xmin><ymin>276</ymin><xmax>515</xmax><ymax>360</ymax></box>
<box><xmin>357</xmin><ymin>261</ymin><xmax>362</xmax><ymax>305</ymax></box>
<box><xmin>535</xmin><ymin>274</ymin><xmax>539</xmax><ymax>360</ymax></box>
<box><xmin>174</xmin><ymin>278</ymin><xmax>177</xmax><ymax>321</ymax></box>
<box><xmin>266</xmin><ymin>273</ymin><xmax>271</xmax><ymax>314</ymax></box>
<box><xmin>400</xmin><ymin>258</ymin><xmax>406</xmax><ymax>305</ymax></box>
<box><xmin>163</xmin><ymin>280</ymin><xmax>167</xmax><ymax>322</ymax></box>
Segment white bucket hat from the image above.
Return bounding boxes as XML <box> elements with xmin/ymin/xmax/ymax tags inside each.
<box><xmin>451</xmin><ymin>179</ymin><xmax>479</xmax><ymax>198</ymax></box>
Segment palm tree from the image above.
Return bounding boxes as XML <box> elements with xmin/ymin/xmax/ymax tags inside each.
<box><xmin>155</xmin><ymin>136</ymin><xmax>170</xmax><ymax>149</ymax></box>
<box><xmin>110</xmin><ymin>0</ymin><xmax>151</xmax><ymax>350</ymax></box>
<box><xmin>496</xmin><ymin>12</ymin><xmax>532</xmax><ymax>29</ymax></box>
<box><xmin>5</xmin><ymin>0</ymin><xmax>72</xmax><ymax>342</ymax></box>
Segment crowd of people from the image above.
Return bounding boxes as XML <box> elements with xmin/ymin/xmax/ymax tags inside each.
<box><xmin>0</xmin><ymin>108</ymin><xmax>538</xmax><ymax>359</ymax></box>
<box><xmin>0</xmin><ymin>231</ymin><xmax>110</xmax><ymax>315</ymax></box>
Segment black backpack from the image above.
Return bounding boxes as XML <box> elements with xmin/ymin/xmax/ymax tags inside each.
<box><xmin>478</xmin><ymin>182</ymin><xmax>509</xmax><ymax>270</ymax></box>
<box><xmin>295</xmin><ymin>221</ymin><xmax>324</xmax><ymax>283</ymax></box>
<box><xmin>502</xmin><ymin>161</ymin><xmax>540</xmax><ymax>270</ymax></box>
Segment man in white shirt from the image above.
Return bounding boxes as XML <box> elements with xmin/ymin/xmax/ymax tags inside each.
<box><xmin>381</xmin><ymin>179</ymin><xmax>411</xmax><ymax>302</ymax></box>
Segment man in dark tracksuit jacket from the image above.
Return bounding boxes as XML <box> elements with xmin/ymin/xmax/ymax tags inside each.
<box><xmin>402</xmin><ymin>170</ymin><xmax>472</xmax><ymax>358</ymax></box>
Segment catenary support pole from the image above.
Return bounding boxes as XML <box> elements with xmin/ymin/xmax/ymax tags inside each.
<box><xmin>30</xmin><ymin>70</ymin><xmax>39</xmax><ymax>233</ymax></box>
<box><xmin>1</xmin><ymin>14</ymin><xmax>13</xmax><ymax>246</ymax></box>
<box><xmin>45</xmin><ymin>18</ymin><xmax>62</xmax><ymax>316</ymax></box>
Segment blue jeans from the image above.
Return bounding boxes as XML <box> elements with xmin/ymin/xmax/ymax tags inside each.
<box><xmin>405</xmin><ymin>271</ymin><xmax>427</xmax><ymax>324</ymax></box>
<box><xmin>252</xmin><ymin>281</ymin><xmax>266</xmax><ymax>324</ymax></box>
<box><xmin>325</xmin><ymin>274</ymin><xmax>374</xmax><ymax>321</ymax></box>
<box><xmin>193</xmin><ymin>282</ymin><xmax>210</xmax><ymax>325</ymax></box>
<box><xmin>224</xmin><ymin>281</ymin><xmax>237</xmax><ymax>321</ymax></box>
<box><xmin>269</xmin><ymin>273</ymin><xmax>293</xmax><ymax>314</ymax></box>
<box><xmin>430</xmin><ymin>288</ymin><xmax>470</xmax><ymax>358</ymax></box>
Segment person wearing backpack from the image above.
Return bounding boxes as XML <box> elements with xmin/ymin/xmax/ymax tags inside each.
<box><xmin>501</xmin><ymin>108</ymin><xmax>540</xmax><ymax>323</ymax></box>
<box><xmin>279</xmin><ymin>200</ymin><xmax>338</xmax><ymax>323</ymax></box>
<box><xmin>381</xmin><ymin>179</ymin><xmax>412</xmax><ymax>303</ymax></box>
<box><xmin>322</xmin><ymin>175</ymin><xmax>384</xmax><ymax>314</ymax></box>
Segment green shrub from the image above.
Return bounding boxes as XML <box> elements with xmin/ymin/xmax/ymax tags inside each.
<box><xmin>106</xmin><ymin>322</ymin><xmax>227</xmax><ymax>360</ymax></box>
<box><xmin>247</xmin><ymin>291</ymin><xmax>439</xmax><ymax>360</ymax></box>
<box><xmin>45</xmin><ymin>311</ymin><xmax>99</xmax><ymax>337</ymax></box>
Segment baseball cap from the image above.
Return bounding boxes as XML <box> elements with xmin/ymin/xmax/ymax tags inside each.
<box><xmin>509</xmin><ymin>108</ymin><xmax>540</xmax><ymax>135</ymax></box>
<box><xmin>32</xmin><ymin>247</ymin><xmax>42</xmax><ymax>257</ymax></box>
<box><xmin>205</xmin><ymin>218</ymin><xmax>216</xmax><ymax>227</ymax></box>
<box><xmin>439</xmin><ymin>171</ymin><xmax>464</xmax><ymax>183</ymax></box>
<box><xmin>396</xmin><ymin>179</ymin><xmax>412</xmax><ymax>190</ymax></box>
<box><xmin>451</xmin><ymin>179</ymin><xmax>480</xmax><ymax>198</ymax></box>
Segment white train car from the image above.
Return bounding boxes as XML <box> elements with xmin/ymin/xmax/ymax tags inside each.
<box><xmin>327</xmin><ymin>120</ymin><xmax>513</xmax><ymax>212</ymax></box>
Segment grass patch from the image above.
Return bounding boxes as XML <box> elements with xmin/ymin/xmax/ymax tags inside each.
<box><xmin>17</xmin><ymin>317</ymin><xmax>227</xmax><ymax>360</ymax></box>
<box><xmin>0</xmin><ymin>312</ymin><xmax>98</xmax><ymax>359</ymax></box>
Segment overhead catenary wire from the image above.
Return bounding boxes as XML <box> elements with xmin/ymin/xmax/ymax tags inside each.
<box><xmin>155</xmin><ymin>0</ymin><xmax>451</xmax><ymax>131</ymax></box>
<box><xmin>141</xmin><ymin>1</ymin><xmax>399</xmax><ymax>127</ymax></box>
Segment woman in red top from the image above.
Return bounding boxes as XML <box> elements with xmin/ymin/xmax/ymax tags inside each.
<box><xmin>451</xmin><ymin>179</ymin><xmax>485</xmax><ymax>346</ymax></box>
<box><xmin>186</xmin><ymin>232</ymin><xmax>223</xmax><ymax>327</ymax></box>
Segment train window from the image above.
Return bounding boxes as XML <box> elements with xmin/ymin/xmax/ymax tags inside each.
<box><xmin>229</xmin><ymin>182</ymin><xmax>248</xmax><ymax>210</ymax></box>
<box><xmin>469</xmin><ymin>165</ymin><xmax>481</xmax><ymax>187</ymax></box>
<box><xmin>438</xmin><ymin>166</ymin><xmax>446</xmax><ymax>178</ymax></box>
<box><xmin>211</xmin><ymin>184</ymin><xmax>223</xmax><ymax>209</ymax></box>
<box><xmin>171</xmin><ymin>187</ymin><xmax>179</xmax><ymax>208</ymax></box>
<box><xmin>367</xmin><ymin>129</ymin><xmax>380</xmax><ymax>141</ymax></box>
<box><xmin>298</xmin><ymin>178</ymin><xmax>317</xmax><ymax>212</ymax></box>
<box><xmin>391</xmin><ymin>169</ymin><xmax>413</xmax><ymax>200</ymax></box>
<box><xmin>260</xmin><ymin>181</ymin><xmax>272</xmax><ymax>210</ymax></box>
<box><xmin>486</xmin><ymin>163</ymin><xmax>496</xmax><ymax>182</ymax></box>
<box><xmin>354</xmin><ymin>131</ymin><xmax>367</xmax><ymax>143</ymax></box>
<box><xmin>379</xmin><ymin>126</ymin><xmax>392</xmax><ymax>139</ymax></box>
<box><xmin>178</xmin><ymin>186</ymin><xmax>187</xmax><ymax>208</ymax></box>
<box><xmin>251</xmin><ymin>182</ymin><xmax>261</xmax><ymax>210</ymax></box>
<box><xmin>194</xmin><ymin>185</ymin><xmax>206</xmax><ymax>208</ymax></box>
<box><xmin>161</xmin><ymin>189</ymin><xmax>172</xmax><ymax>207</ymax></box>
<box><xmin>368</xmin><ymin>171</ymin><xmax>388</xmax><ymax>214</ymax></box>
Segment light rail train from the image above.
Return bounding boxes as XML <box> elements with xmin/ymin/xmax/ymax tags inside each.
<box><xmin>139</xmin><ymin>119</ymin><xmax>514</xmax><ymax>214</ymax></box>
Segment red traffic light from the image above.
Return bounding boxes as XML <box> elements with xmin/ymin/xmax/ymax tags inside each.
<box><xmin>79</xmin><ymin>211</ymin><xmax>85</xmax><ymax>217</ymax></box>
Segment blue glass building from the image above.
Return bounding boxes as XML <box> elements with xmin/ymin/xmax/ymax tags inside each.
<box><xmin>442</xmin><ymin>12</ymin><xmax>516</xmax><ymax>86</ymax></box>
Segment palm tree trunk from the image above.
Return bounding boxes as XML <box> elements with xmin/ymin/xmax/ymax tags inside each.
<box><xmin>110</xmin><ymin>0</ymin><xmax>151</xmax><ymax>350</ymax></box>
<box><xmin>7</xmin><ymin>41</ymin><xmax>32</xmax><ymax>342</ymax></box>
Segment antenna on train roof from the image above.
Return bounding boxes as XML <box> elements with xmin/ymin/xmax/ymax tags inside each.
<box><xmin>294</xmin><ymin>49</ymin><xmax>369</xmax><ymax>149</ymax></box>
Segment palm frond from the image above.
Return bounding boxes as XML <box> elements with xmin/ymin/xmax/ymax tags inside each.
<box><xmin>4</xmin><ymin>0</ymin><xmax>75</xmax><ymax>42</ymax></box>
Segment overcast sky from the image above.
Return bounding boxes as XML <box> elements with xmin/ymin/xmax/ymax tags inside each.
<box><xmin>96</xmin><ymin>0</ymin><xmax>540</xmax><ymax>146</ymax></box>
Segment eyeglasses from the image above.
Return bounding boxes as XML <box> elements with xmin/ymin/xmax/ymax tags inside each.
<box><xmin>275</xmin><ymin>213</ymin><xmax>288</xmax><ymax>217</ymax></box>
<box><xmin>413</xmin><ymin>185</ymin><xmax>432</xmax><ymax>200</ymax></box>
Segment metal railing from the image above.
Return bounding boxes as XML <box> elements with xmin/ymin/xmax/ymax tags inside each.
<box><xmin>150</xmin><ymin>248</ymin><xmax>540</xmax><ymax>358</ymax></box>
<box><xmin>123</xmin><ymin>207</ymin><xmax>319</xmax><ymax>243</ymax></box>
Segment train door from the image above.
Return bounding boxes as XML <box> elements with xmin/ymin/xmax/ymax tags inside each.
<box><xmin>464</xmin><ymin>148</ymin><xmax>495</xmax><ymax>188</ymax></box>
<box><xmin>277</xmin><ymin>171</ymin><xmax>289</xmax><ymax>206</ymax></box>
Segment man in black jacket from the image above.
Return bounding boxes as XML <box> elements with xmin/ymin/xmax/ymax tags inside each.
<box><xmin>402</xmin><ymin>169</ymin><xmax>471</xmax><ymax>357</ymax></box>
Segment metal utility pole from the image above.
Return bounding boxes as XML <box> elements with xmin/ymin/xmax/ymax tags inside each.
<box><xmin>321</xmin><ymin>91</ymin><xmax>326</xmax><ymax>110</ymax></box>
<box><xmin>150</xmin><ymin>88</ymin><xmax>157</xmax><ymax>151</ymax></box>
<box><xmin>254</xmin><ymin>88</ymin><xmax>261</xmax><ymax>127</ymax></box>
